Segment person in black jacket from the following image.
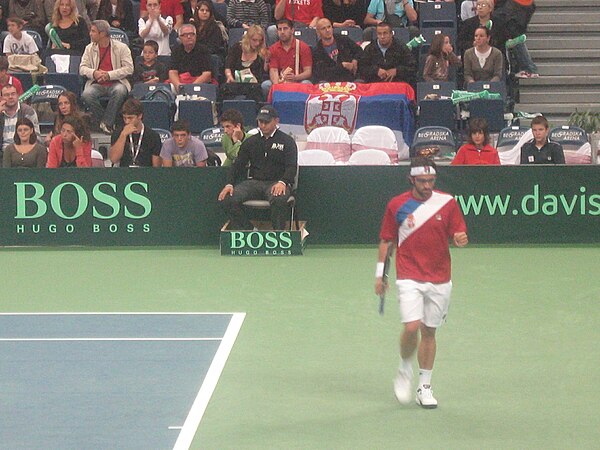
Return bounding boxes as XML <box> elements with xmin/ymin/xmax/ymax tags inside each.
<box><xmin>312</xmin><ymin>17</ymin><xmax>363</xmax><ymax>83</ymax></box>
<box><xmin>218</xmin><ymin>105</ymin><xmax>298</xmax><ymax>230</ymax></box>
<box><xmin>359</xmin><ymin>21</ymin><xmax>416</xmax><ymax>86</ymax></box>
<box><xmin>520</xmin><ymin>115</ymin><xmax>564</xmax><ymax>165</ymax></box>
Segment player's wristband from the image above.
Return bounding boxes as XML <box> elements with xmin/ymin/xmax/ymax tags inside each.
<box><xmin>277</xmin><ymin>180</ymin><xmax>287</xmax><ymax>187</ymax></box>
<box><xmin>375</xmin><ymin>262</ymin><xmax>385</xmax><ymax>278</ymax></box>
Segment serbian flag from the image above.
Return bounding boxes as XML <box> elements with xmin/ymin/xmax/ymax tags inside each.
<box><xmin>271</xmin><ymin>82</ymin><xmax>416</xmax><ymax>145</ymax></box>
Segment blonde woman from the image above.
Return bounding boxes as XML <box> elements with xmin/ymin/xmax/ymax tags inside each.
<box><xmin>224</xmin><ymin>25</ymin><xmax>267</xmax><ymax>84</ymax></box>
<box><xmin>47</xmin><ymin>0</ymin><xmax>90</xmax><ymax>55</ymax></box>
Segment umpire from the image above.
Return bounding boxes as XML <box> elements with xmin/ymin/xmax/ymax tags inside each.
<box><xmin>218</xmin><ymin>105</ymin><xmax>298</xmax><ymax>230</ymax></box>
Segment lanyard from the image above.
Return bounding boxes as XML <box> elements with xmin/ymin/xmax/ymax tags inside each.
<box><xmin>128</xmin><ymin>126</ymin><xmax>144</xmax><ymax>164</ymax></box>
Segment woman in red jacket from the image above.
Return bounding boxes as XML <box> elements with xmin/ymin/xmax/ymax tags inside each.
<box><xmin>451</xmin><ymin>118</ymin><xmax>500</xmax><ymax>165</ymax></box>
<box><xmin>47</xmin><ymin>115</ymin><xmax>92</xmax><ymax>168</ymax></box>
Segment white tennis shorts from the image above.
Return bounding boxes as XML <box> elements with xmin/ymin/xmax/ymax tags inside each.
<box><xmin>396</xmin><ymin>279</ymin><xmax>453</xmax><ymax>327</ymax></box>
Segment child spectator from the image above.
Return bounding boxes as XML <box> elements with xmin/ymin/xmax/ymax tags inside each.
<box><xmin>3</xmin><ymin>17</ymin><xmax>39</xmax><ymax>55</ymax></box>
<box><xmin>138</xmin><ymin>0</ymin><xmax>173</xmax><ymax>56</ymax></box>
<box><xmin>133</xmin><ymin>40</ymin><xmax>168</xmax><ymax>83</ymax></box>
<box><xmin>423</xmin><ymin>33</ymin><xmax>461</xmax><ymax>82</ymax></box>
<box><xmin>451</xmin><ymin>118</ymin><xmax>500</xmax><ymax>165</ymax></box>
<box><xmin>520</xmin><ymin>115</ymin><xmax>565</xmax><ymax>164</ymax></box>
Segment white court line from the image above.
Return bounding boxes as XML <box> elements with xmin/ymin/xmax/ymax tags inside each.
<box><xmin>0</xmin><ymin>312</ymin><xmax>243</xmax><ymax>316</ymax></box>
<box><xmin>173</xmin><ymin>312</ymin><xmax>246</xmax><ymax>450</ymax></box>
<box><xmin>0</xmin><ymin>338</ymin><xmax>222</xmax><ymax>342</ymax></box>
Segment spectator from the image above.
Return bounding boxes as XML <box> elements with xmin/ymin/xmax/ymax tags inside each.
<box><xmin>97</xmin><ymin>0</ymin><xmax>136</xmax><ymax>34</ymax></box>
<box><xmin>312</xmin><ymin>17</ymin><xmax>362</xmax><ymax>83</ymax></box>
<box><xmin>363</xmin><ymin>0</ymin><xmax>417</xmax><ymax>34</ymax></box>
<box><xmin>0</xmin><ymin>0</ymin><xmax>8</xmax><ymax>33</ymax></box>
<box><xmin>268</xmin><ymin>0</ymin><xmax>323</xmax><ymax>43</ymax></box>
<box><xmin>0</xmin><ymin>84</ymin><xmax>40</xmax><ymax>158</ymax></box>
<box><xmin>3</xmin><ymin>117</ymin><xmax>46</xmax><ymax>167</ymax></box>
<box><xmin>520</xmin><ymin>115</ymin><xmax>564</xmax><ymax>164</ymax></box>
<box><xmin>138</xmin><ymin>0</ymin><xmax>173</xmax><ymax>55</ymax></box>
<box><xmin>226</xmin><ymin>0</ymin><xmax>270</xmax><ymax>30</ymax></box>
<box><xmin>80</xmin><ymin>19</ymin><xmax>134</xmax><ymax>134</ymax></box>
<box><xmin>190</xmin><ymin>0</ymin><xmax>227</xmax><ymax>57</ymax></box>
<box><xmin>8</xmin><ymin>0</ymin><xmax>47</xmax><ymax>36</ymax></box>
<box><xmin>109</xmin><ymin>98</ymin><xmax>162</xmax><ymax>167</ymax></box>
<box><xmin>493</xmin><ymin>0</ymin><xmax>539</xmax><ymax>78</ymax></box>
<box><xmin>3</xmin><ymin>17</ymin><xmax>39</xmax><ymax>55</ymax></box>
<box><xmin>217</xmin><ymin>105</ymin><xmax>298</xmax><ymax>231</ymax></box>
<box><xmin>220</xmin><ymin>108</ymin><xmax>247</xmax><ymax>167</ymax></box>
<box><xmin>46</xmin><ymin>115</ymin><xmax>93</xmax><ymax>167</ymax></box>
<box><xmin>460</xmin><ymin>0</ymin><xmax>478</xmax><ymax>21</ymax></box>
<box><xmin>262</xmin><ymin>19</ymin><xmax>313</xmax><ymax>99</ymax></box>
<box><xmin>44</xmin><ymin>90</ymin><xmax>90</xmax><ymax>145</ymax></box>
<box><xmin>46</xmin><ymin>0</ymin><xmax>90</xmax><ymax>56</ymax></box>
<box><xmin>160</xmin><ymin>120</ymin><xmax>208</xmax><ymax>167</ymax></box>
<box><xmin>133</xmin><ymin>40</ymin><xmax>168</xmax><ymax>83</ymax></box>
<box><xmin>139</xmin><ymin>0</ymin><xmax>183</xmax><ymax>31</ymax></box>
<box><xmin>463</xmin><ymin>26</ymin><xmax>503</xmax><ymax>87</ymax></box>
<box><xmin>458</xmin><ymin>0</ymin><xmax>494</xmax><ymax>57</ymax></box>
<box><xmin>43</xmin><ymin>0</ymin><xmax>98</xmax><ymax>28</ymax></box>
<box><xmin>423</xmin><ymin>33</ymin><xmax>460</xmax><ymax>82</ymax></box>
<box><xmin>360</xmin><ymin>21</ymin><xmax>416</xmax><ymax>85</ymax></box>
<box><xmin>451</xmin><ymin>118</ymin><xmax>500</xmax><ymax>165</ymax></box>
<box><xmin>323</xmin><ymin>0</ymin><xmax>367</xmax><ymax>29</ymax></box>
<box><xmin>0</xmin><ymin>56</ymin><xmax>23</xmax><ymax>95</ymax></box>
<box><xmin>168</xmin><ymin>23</ymin><xmax>212</xmax><ymax>92</ymax></box>
<box><xmin>224</xmin><ymin>25</ymin><xmax>267</xmax><ymax>84</ymax></box>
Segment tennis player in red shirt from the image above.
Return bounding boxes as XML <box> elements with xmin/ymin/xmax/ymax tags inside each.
<box><xmin>375</xmin><ymin>157</ymin><xmax>468</xmax><ymax>409</ymax></box>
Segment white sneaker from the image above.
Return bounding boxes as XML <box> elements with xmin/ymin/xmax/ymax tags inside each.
<box><xmin>393</xmin><ymin>370</ymin><xmax>413</xmax><ymax>405</ymax></box>
<box><xmin>415</xmin><ymin>384</ymin><xmax>438</xmax><ymax>409</ymax></box>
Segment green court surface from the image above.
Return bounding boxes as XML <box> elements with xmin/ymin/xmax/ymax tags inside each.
<box><xmin>1</xmin><ymin>245</ymin><xmax>599</xmax><ymax>449</ymax></box>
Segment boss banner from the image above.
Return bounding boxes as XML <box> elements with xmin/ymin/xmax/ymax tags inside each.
<box><xmin>1</xmin><ymin>166</ymin><xmax>598</xmax><ymax>247</ymax></box>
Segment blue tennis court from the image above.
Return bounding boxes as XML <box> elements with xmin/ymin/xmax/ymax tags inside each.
<box><xmin>0</xmin><ymin>313</ymin><xmax>245</xmax><ymax>450</ymax></box>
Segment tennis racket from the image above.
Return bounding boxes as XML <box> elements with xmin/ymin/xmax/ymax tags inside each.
<box><xmin>379</xmin><ymin>244</ymin><xmax>394</xmax><ymax>315</ymax></box>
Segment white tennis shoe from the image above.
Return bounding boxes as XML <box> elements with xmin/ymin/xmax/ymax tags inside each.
<box><xmin>415</xmin><ymin>384</ymin><xmax>438</xmax><ymax>409</ymax></box>
<box><xmin>393</xmin><ymin>370</ymin><xmax>413</xmax><ymax>405</ymax></box>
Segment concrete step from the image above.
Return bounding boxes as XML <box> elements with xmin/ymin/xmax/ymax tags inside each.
<box><xmin>536</xmin><ymin>0</ymin><xmax>599</xmax><ymax>8</ymax></box>
<box><xmin>519</xmin><ymin>75</ymin><xmax>600</xmax><ymax>86</ymax></box>
<box><xmin>528</xmin><ymin>23</ymin><xmax>600</xmax><ymax>34</ymax></box>
<box><xmin>535</xmin><ymin>62</ymin><xmax>600</xmax><ymax>76</ymax></box>
<box><xmin>519</xmin><ymin>91</ymin><xmax>600</xmax><ymax>104</ymax></box>
<box><xmin>527</xmin><ymin>36</ymin><xmax>600</xmax><ymax>50</ymax></box>
<box><xmin>515</xmin><ymin>103</ymin><xmax>600</xmax><ymax>115</ymax></box>
<box><xmin>529</xmin><ymin>49</ymin><xmax>600</xmax><ymax>61</ymax></box>
<box><xmin>531</xmin><ymin>12</ymin><xmax>600</xmax><ymax>24</ymax></box>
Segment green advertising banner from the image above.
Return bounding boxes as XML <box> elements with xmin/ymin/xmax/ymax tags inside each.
<box><xmin>1</xmin><ymin>166</ymin><xmax>598</xmax><ymax>247</ymax></box>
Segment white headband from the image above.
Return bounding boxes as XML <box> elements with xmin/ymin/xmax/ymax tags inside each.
<box><xmin>410</xmin><ymin>166</ymin><xmax>437</xmax><ymax>176</ymax></box>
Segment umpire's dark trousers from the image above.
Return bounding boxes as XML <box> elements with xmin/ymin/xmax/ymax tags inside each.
<box><xmin>221</xmin><ymin>179</ymin><xmax>291</xmax><ymax>230</ymax></box>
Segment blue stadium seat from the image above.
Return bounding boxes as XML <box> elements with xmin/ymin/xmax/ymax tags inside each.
<box><xmin>179</xmin><ymin>83</ymin><xmax>217</xmax><ymax>101</ymax></box>
<box><xmin>333</xmin><ymin>27</ymin><xmax>363</xmax><ymax>44</ymax></box>
<box><xmin>140</xmin><ymin>100</ymin><xmax>172</xmax><ymax>130</ymax></box>
<box><xmin>467</xmin><ymin>80</ymin><xmax>507</xmax><ymax>101</ymax></box>
<box><xmin>410</xmin><ymin>126</ymin><xmax>456</xmax><ymax>158</ymax></box>
<box><xmin>222</xmin><ymin>99</ymin><xmax>258</xmax><ymax>127</ymax></box>
<box><xmin>8</xmin><ymin>72</ymin><xmax>33</xmax><ymax>92</ymax></box>
<box><xmin>293</xmin><ymin>28</ymin><xmax>317</xmax><ymax>48</ymax></box>
<box><xmin>177</xmin><ymin>100</ymin><xmax>216</xmax><ymax>134</ymax></box>
<box><xmin>200</xmin><ymin>126</ymin><xmax>224</xmax><ymax>150</ymax></box>
<box><xmin>420</xmin><ymin>27</ymin><xmax>456</xmax><ymax>54</ymax></box>
<box><xmin>109</xmin><ymin>27</ymin><xmax>129</xmax><ymax>45</ymax></box>
<box><xmin>468</xmin><ymin>99</ymin><xmax>506</xmax><ymax>132</ymax></box>
<box><xmin>419</xmin><ymin>2</ymin><xmax>457</xmax><ymax>29</ymax></box>
<box><xmin>154</xmin><ymin>128</ymin><xmax>172</xmax><ymax>144</ymax></box>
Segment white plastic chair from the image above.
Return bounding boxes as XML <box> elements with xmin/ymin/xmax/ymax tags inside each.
<box><xmin>347</xmin><ymin>149</ymin><xmax>391</xmax><ymax>165</ymax></box>
<box><xmin>305</xmin><ymin>126</ymin><xmax>352</xmax><ymax>163</ymax></box>
<box><xmin>298</xmin><ymin>149</ymin><xmax>336</xmax><ymax>166</ymax></box>
<box><xmin>91</xmin><ymin>149</ymin><xmax>105</xmax><ymax>167</ymax></box>
<box><xmin>351</xmin><ymin>125</ymin><xmax>398</xmax><ymax>164</ymax></box>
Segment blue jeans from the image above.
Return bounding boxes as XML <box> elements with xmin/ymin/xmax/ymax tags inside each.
<box><xmin>81</xmin><ymin>82</ymin><xmax>129</xmax><ymax>128</ymax></box>
<box><xmin>511</xmin><ymin>42</ymin><xmax>538</xmax><ymax>74</ymax></box>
